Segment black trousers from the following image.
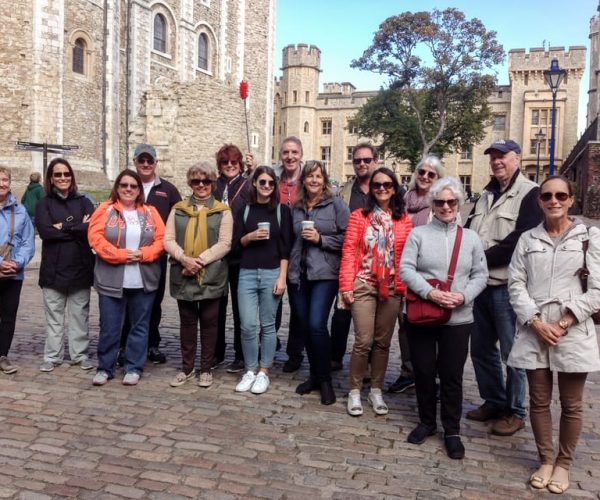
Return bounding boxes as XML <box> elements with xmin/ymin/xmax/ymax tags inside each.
<box><xmin>407</xmin><ymin>321</ymin><xmax>472</xmax><ymax>435</ymax></box>
<box><xmin>330</xmin><ymin>298</ymin><xmax>351</xmax><ymax>364</ymax></box>
<box><xmin>215</xmin><ymin>263</ymin><xmax>243</xmax><ymax>361</ymax></box>
<box><xmin>0</xmin><ymin>279</ymin><xmax>23</xmax><ymax>356</ymax></box>
<box><xmin>121</xmin><ymin>254</ymin><xmax>167</xmax><ymax>350</ymax></box>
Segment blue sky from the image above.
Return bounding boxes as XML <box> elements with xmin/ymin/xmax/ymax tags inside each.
<box><xmin>276</xmin><ymin>0</ymin><xmax>597</xmax><ymax>132</ymax></box>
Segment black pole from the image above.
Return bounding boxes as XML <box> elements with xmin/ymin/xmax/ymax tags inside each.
<box><xmin>43</xmin><ymin>143</ymin><xmax>48</xmax><ymax>172</ymax></box>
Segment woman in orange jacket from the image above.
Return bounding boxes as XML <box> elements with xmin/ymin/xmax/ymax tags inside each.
<box><xmin>340</xmin><ymin>167</ymin><xmax>412</xmax><ymax>417</ymax></box>
<box><xmin>88</xmin><ymin>169</ymin><xmax>165</xmax><ymax>386</ymax></box>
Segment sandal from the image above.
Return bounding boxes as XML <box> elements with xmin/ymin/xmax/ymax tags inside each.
<box><xmin>547</xmin><ymin>466</ymin><xmax>569</xmax><ymax>494</ymax></box>
<box><xmin>529</xmin><ymin>464</ymin><xmax>553</xmax><ymax>489</ymax></box>
<box><xmin>347</xmin><ymin>390</ymin><xmax>363</xmax><ymax>416</ymax></box>
<box><xmin>367</xmin><ymin>388</ymin><xmax>388</xmax><ymax>415</ymax></box>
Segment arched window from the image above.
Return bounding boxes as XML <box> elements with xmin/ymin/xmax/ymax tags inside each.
<box><xmin>198</xmin><ymin>33</ymin><xmax>209</xmax><ymax>70</ymax></box>
<box><xmin>304</xmin><ymin>121</ymin><xmax>309</xmax><ymax>133</ymax></box>
<box><xmin>153</xmin><ymin>14</ymin><xmax>167</xmax><ymax>53</ymax></box>
<box><xmin>72</xmin><ymin>38</ymin><xmax>86</xmax><ymax>74</ymax></box>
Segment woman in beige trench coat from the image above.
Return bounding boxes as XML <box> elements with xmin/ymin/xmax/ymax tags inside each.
<box><xmin>508</xmin><ymin>175</ymin><xmax>600</xmax><ymax>494</ymax></box>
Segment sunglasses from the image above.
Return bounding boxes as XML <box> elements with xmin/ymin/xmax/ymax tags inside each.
<box><xmin>136</xmin><ymin>157</ymin><xmax>155</xmax><ymax>165</ymax></box>
<box><xmin>417</xmin><ymin>168</ymin><xmax>437</xmax><ymax>180</ymax></box>
<box><xmin>52</xmin><ymin>171</ymin><xmax>72</xmax><ymax>178</ymax></box>
<box><xmin>433</xmin><ymin>198</ymin><xmax>459</xmax><ymax>208</ymax></box>
<box><xmin>219</xmin><ymin>159</ymin><xmax>239</xmax><ymax>166</ymax></box>
<box><xmin>372</xmin><ymin>181</ymin><xmax>394</xmax><ymax>191</ymax></box>
<box><xmin>352</xmin><ymin>157</ymin><xmax>373</xmax><ymax>165</ymax></box>
<box><xmin>539</xmin><ymin>191</ymin><xmax>570</xmax><ymax>202</ymax></box>
<box><xmin>258</xmin><ymin>179</ymin><xmax>276</xmax><ymax>187</ymax></box>
<box><xmin>119</xmin><ymin>182</ymin><xmax>139</xmax><ymax>190</ymax></box>
<box><xmin>190</xmin><ymin>178</ymin><xmax>212</xmax><ymax>187</ymax></box>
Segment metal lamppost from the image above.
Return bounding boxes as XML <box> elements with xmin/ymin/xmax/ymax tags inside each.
<box><xmin>534</xmin><ymin>129</ymin><xmax>546</xmax><ymax>183</ymax></box>
<box><xmin>543</xmin><ymin>58</ymin><xmax>566</xmax><ymax>175</ymax></box>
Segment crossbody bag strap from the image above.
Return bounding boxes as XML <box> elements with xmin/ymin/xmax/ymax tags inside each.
<box><xmin>446</xmin><ymin>226</ymin><xmax>463</xmax><ymax>285</ymax></box>
<box><xmin>229</xmin><ymin>178</ymin><xmax>248</xmax><ymax>206</ymax></box>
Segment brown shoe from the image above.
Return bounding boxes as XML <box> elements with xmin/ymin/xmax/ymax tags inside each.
<box><xmin>466</xmin><ymin>402</ymin><xmax>503</xmax><ymax>422</ymax></box>
<box><xmin>491</xmin><ymin>414</ymin><xmax>525</xmax><ymax>436</ymax></box>
<box><xmin>0</xmin><ymin>356</ymin><xmax>18</xmax><ymax>374</ymax></box>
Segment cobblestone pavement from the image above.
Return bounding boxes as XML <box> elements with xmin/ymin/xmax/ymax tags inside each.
<box><xmin>1</xmin><ymin>210</ymin><xmax>599</xmax><ymax>499</ymax></box>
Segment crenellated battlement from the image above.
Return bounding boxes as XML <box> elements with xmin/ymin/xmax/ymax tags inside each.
<box><xmin>282</xmin><ymin>43</ymin><xmax>321</xmax><ymax>69</ymax></box>
<box><xmin>509</xmin><ymin>46</ymin><xmax>587</xmax><ymax>72</ymax></box>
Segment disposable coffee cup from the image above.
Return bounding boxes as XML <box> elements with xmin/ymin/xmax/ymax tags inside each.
<box><xmin>257</xmin><ymin>222</ymin><xmax>270</xmax><ymax>238</ymax></box>
<box><xmin>301</xmin><ymin>220</ymin><xmax>315</xmax><ymax>230</ymax></box>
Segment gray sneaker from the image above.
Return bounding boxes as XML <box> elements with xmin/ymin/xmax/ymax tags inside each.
<box><xmin>79</xmin><ymin>358</ymin><xmax>94</xmax><ymax>371</ymax></box>
<box><xmin>40</xmin><ymin>361</ymin><xmax>59</xmax><ymax>372</ymax></box>
<box><xmin>0</xmin><ymin>356</ymin><xmax>18</xmax><ymax>374</ymax></box>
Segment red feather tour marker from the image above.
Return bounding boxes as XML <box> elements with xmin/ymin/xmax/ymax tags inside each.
<box><xmin>239</xmin><ymin>80</ymin><xmax>249</xmax><ymax>100</ymax></box>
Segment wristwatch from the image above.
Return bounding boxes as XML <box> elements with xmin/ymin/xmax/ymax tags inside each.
<box><xmin>558</xmin><ymin>318</ymin><xmax>569</xmax><ymax>330</ymax></box>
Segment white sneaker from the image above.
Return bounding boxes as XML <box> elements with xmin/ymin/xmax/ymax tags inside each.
<box><xmin>368</xmin><ymin>388</ymin><xmax>389</xmax><ymax>415</ymax></box>
<box><xmin>122</xmin><ymin>372</ymin><xmax>140</xmax><ymax>386</ymax></box>
<box><xmin>347</xmin><ymin>389</ymin><xmax>363</xmax><ymax>416</ymax></box>
<box><xmin>235</xmin><ymin>371</ymin><xmax>256</xmax><ymax>392</ymax></box>
<box><xmin>92</xmin><ymin>370</ymin><xmax>109</xmax><ymax>386</ymax></box>
<box><xmin>251</xmin><ymin>372</ymin><xmax>270</xmax><ymax>394</ymax></box>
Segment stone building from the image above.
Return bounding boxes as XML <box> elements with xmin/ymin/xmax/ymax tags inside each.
<box><xmin>562</xmin><ymin>3</ymin><xmax>600</xmax><ymax>218</ymax></box>
<box><xmin>273</xmin><ymin>44</ymin><xmax>586</xmax><ymax>195</ymax></box>
<box><xmin>0</xmin><ymin>0</ymin><xmax>276</xmax><ymax>193</ymax></box>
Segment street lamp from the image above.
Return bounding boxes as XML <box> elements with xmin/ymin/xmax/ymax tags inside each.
<box><xmin>543</xmin><ymin>58</ymin><xmax>566</xmax><ymax>175</ymax></box>
<box><xmin>534</xmin><ymin>128</ymin><xmax>546</xmax><ymax>183</ymax></box>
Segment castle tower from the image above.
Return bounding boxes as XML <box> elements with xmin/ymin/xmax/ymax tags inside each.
<box><xmin>587</xmin><ymin>5</ymin><xmax>600</xmax><ymax>126</ymax></box>
<box><xmin>274</xmin><ymin>44</ymin><xmax>321</xmax><ymax>160</ymax></box>
<box><xmin>508</xmin><ymin>46</ymin><xmax>586</xmax><ymax>176</ymax></box>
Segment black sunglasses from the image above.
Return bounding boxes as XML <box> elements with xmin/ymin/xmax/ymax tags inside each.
<box><xmin>433</xmin><ymin>198</ymin><xmax>459</xmax><ymax>208</ymax></box>
<box><xmin>136</xmin><ymin>157</ymin><xmax>155</xmax><ymax>165</ymax></box>
<box><xmin>119</xmin><ymin>182</ymin><xmax>139</xmax><ymax>190</ymax></box>
<box><xmin>372</xmin><ymin>181</ymin><xmax>394</xmax><ymax>191</ymax></box>
<box><xmin>539</xmin><ymin>191</ymin><xmax>570</xmax><ymax>202</ymax></box>
<box><xmin>417</xmin><ymin>168</ymin><xmax>437</xmax><ymax>180</ymax></box>
<box><xmin>190</xmin><ymin>178</ymin><xmax>212</xmax><ymax>187</ymax></box>
<box><xmin>258</xmin><ymin>179</ymin><xmax>275</xmax><ymax>187</ymax></box>
<box><xmin>52</xmin><ymin>171</ymin><xmax>72</xmax><ymax>178</ymax></box>
<box><xmin>353</xmin><ymin>157</ymin><xmax>373</xmax><ymax>165</ymax></box>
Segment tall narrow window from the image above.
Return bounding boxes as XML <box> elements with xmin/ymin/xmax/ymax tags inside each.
<box><xmin>198</xmin><ymin>33</ymin><xmax>209</xmax><ymax>70</ymax></box>
<box><xmin>153</xmin><ymin>14</ymin><xmax>167</xmax><ymax>53</ymax></box>
<box><xmin>303</xmin><ymin>121</ymin><xmax>309</xmax><ymax>133</ymax></box>
<box><xmin>72</xmin><ymin>38</ymin><xmax>85</xmax><ymax>74</ymax></box>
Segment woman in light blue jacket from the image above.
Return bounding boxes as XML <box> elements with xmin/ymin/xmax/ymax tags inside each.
<box><xmin>288</xmin><ymin>161</ymin><xmax>350</xmax><ymax>405</ymax></box>
<box><xmin>0</xmin><ymin>166</ymin><xmax>35</xmax><ymax>375</ymax></box>
<box><xmin>400</xmin><ymin>177</ymin><xmax>487</xmax><ymax>459</ymax></box>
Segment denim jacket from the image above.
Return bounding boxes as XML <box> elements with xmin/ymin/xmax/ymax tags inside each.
<box><xmin>0</xmin><ymin>193</ymin><xmax>35</xmax><ymax>280</ymax></box>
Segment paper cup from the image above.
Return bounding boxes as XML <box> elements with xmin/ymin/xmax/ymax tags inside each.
<box><xmin>257</xmin><ymin>222</ymin><xmax>270</xmax><ymax>238</ymax></box>
<box><xmin>301</xmin><ymin>220</ymin><xmax>314</xmax><ymax>230</ymax></box>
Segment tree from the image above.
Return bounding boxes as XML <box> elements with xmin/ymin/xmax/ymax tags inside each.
<box><xmin>351</xmin><ymin>8</ymin><xmax>504</xmax><ymax>165</ymax></box>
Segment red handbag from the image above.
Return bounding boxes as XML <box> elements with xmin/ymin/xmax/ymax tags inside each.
<box><xmin>406</xmin><ymin>226</ymin><xmax>462</xmax><ymax>326</ymax></box>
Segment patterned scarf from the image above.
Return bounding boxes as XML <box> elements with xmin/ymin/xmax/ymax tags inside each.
<box><xmin>367</xmin><ymin>207</ymin><xmax>395</xmax><ymax>299</ymax></box>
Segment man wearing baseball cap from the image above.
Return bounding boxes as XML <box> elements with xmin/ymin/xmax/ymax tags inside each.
<box><xmin>119</xmin><ymin>144</ymin><xmax>181</xmax><ymax>364</ymax></box>
<box><xmin>464</xmin><ymin>139</ymin><xmax>542</xmax><ymax>436</ymax></box>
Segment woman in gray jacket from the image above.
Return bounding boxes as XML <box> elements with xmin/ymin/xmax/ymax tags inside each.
<box><xmin>400</xmin><ymin>177</ymin><xmax>488</xmax><ymax>459</ymax></box>
<box><xmin>288</xmin><ymin>161</ymin><xmax>350</xmax><ymax>405</ymax></box>
<box><xmin>508</xmin><ymin>176</ymin><xmax>600</xmax><ymax>494</ymax></box>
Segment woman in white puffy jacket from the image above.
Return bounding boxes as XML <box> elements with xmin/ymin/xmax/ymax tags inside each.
<box><xmin>508</xmin><ymin>175</ymin><xmax>600</xmax><ymax>494</ymax></box>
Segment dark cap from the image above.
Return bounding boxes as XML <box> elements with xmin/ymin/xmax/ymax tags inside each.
<box><xmin>133</xmin><ymin>144</ymin><xmax>157</xmax><ymax>161</ymax></box>
<box><xmin>484</xmin><ymin>139</ymin><xmax>521</xmax><ymax>155</ymax></box>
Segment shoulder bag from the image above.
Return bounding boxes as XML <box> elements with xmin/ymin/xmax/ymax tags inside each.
<box><xmin>0</xmin><ymin>206</ymin><xmax>17</xmax><ymax>279</ymax></box>
<box><xmin>405</xmin><ymin>226</ymin><xmax>463</xmax><ymax>326</ymax></box>
<box><xmin>575</xmin><ymin>228</ymin><xmax>600</xmax><ymax>324</ymax></box>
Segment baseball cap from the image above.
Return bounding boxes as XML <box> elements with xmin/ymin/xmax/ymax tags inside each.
<box><xmin>484</xmin><ymin>139</ymin><xmax>521</xmax><ymax>155</ymax></box>
<box><xmin>133</xmin><ymin>144</ymin><xmax>157</xmax><ymax>161</ymax></box>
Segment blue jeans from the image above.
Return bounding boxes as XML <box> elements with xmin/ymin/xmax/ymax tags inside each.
<box><xmin>471</xmin><ymin>285</ymin><xmax>527</xmax><ymax>418</ymax></box>
<box><xmin>238</xmin><ymin>268</ymin><xmax>281</xmax><ymax>371</ymax></box>
<box><xmin>97</xmin><ymin>289</ymin><xmax>156</xmax><ymax>378</ymax></box>
<box><xmin>289</xmin><ymin>277</ymin><xmax>338</xmax><ymax>382</ymax></box>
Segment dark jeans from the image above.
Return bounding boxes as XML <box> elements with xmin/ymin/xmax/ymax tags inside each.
<box><xmin>120</xmin><ymin>254</ymin><xmax>167</xmax><ymax>350</ymax></box>
<box><xmin>407</xmin><ymin>322</ymin><xmax>472</xmax><ymax>435</ymax></box>
<box><xmin>98</xmin><ymin>289</ymin><xmax>156</xmax><ymax>377</ymax></box>
<box><xmin>177</xmin><ymin>298</ymin><xmax>220</xmax><ymax>374</ymax></box>
<box><xmin>215</xmin><ymin>263</ymin><xmax>243</xmax><ymax>362</ymax></box>
<box><xmin>0</xmin><ymin>279</ymin><xmax>23</xmax><ymax>356</ymax></box>
<box><xmin>330</xmin><ymin>298</ymin><xmax>352</xmax><ymax>364</ymax></box>
<box><xmin>283</xmin><ymin>282</ymin><xmax>304</xmax><ymax>364</ymax></box>
<box><xmin>288</xmin><ymin>277</ymin><xmax>338</xmax><ymax>382</ymax></box>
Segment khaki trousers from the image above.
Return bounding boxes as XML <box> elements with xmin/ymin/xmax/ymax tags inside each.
<box><xmin>349</xmin><ymin>279</ymin><xmax>402</xmax><ymax>390</ymax></box>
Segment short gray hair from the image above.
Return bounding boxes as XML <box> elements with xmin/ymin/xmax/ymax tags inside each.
<box><xmin>428</xmin><ymin>177</ymin><xmax>465</xmax><ymax>207</ymax></box>
<box><xmin>187</xmin><ymin>161</ymin><xmax>218</xmax><ymax>184</ymax></box>
<box><xmin>408</xmin><ymin>155</ymin><xmax>445</xmax><ymax>191</ymax></box>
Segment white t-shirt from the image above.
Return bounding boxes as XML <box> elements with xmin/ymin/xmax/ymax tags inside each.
<box><xmin>142</xmin><ymin>180</ymin><xmax>154</xmax><ymax>202</ymax></box>
<box><xmin>122</xmin><ymin>209</ymin><xmax>144</xmax><ymax>289</ymax></box>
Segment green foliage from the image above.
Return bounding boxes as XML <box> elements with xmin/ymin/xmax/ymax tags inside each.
<box><xmin>351</xmin><ymin>8</ymin><xmax>504</xmax><ymax>166</ymax></box>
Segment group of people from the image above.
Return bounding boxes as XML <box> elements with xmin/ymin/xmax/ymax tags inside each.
<box><xmin>0</xmin><ymin>135</ymin><xmax>598</xmax><ymax>494</ymax></box>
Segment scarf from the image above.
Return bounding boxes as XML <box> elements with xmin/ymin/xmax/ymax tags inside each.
<box><xmin>172</xmin><ymin>196</ymin><xmax>229</xmax><ymax>284</ymax></box>
<box><xmin>369</xmin><ymin>207</ymin><xmax>395</xmax><ymax>299</ymax></box>
<box><xmin>404</xmin><ymin>189</ymin><xmax>431</xmax><ymax>227</ymax></box>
